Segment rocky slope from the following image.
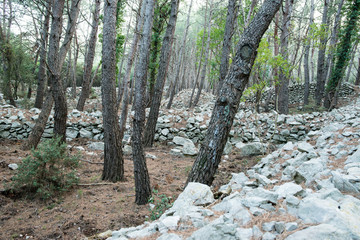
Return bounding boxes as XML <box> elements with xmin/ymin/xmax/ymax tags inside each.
<box><xmin>105</xmin><ymin>96</ymin><xmax>360</xmax><ymax>239</ymax></box>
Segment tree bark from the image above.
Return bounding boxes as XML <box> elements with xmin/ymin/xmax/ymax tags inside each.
<box><xmin>217</xmin><ymin>0</ymin><xmax>238</xmax><ymax>95</ymax></box>
<box><xmin>186</xmin><ymin>0</ymin><xmax>281</xmax><ymax>186</ymax></box>
<box><xmin>132</xmin><ymin>0</ymin><xmax>155</xmax><ymax>205</ymax></box>
<box><xmin>277</xmin><ymin>0</ymin><xmax>294</xmax><ymax>114</ymax></box>
<box><xmin>303</xmin><ymin>0</ymin><xmax>314</xmax><ymax>106</ymax></box>
<box><xmin>315</xmin><ymin>0</ymin><xmax>330</xmax><ymax>106</ymax></box>
<box><xmin>355</xmin><ymin>57</ymin><xmax>360</xmax><ymax>85</ymax></box>
<box><xmin>101</xmin><ymin>0</ymin><xmax>124</xmax><ymax>182</ymax></box>
<box><xmin>34</xmin><ymin>0</ymin><xmax>51</xmax><ymax>109</ymax></box>
<box><xmin>77</xmin><ymin>0</ymin><xmax>101</xmax><ymax>111</ymax></box>
<box><xmin>144</xmin><ymin>0</ymin><xmax>179</xmax><ymax>147</ymax></box>
<box><xmin>71</xmin><ymin>33</ymin><xmax>79</xmax><ymax>99</ymax></box>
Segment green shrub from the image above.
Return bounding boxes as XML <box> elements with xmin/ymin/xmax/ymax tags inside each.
<box><xmin>11</xmin><ymin>136</ymin><xmax>80</xmax><ymax>200</ymax></box>
<box><xmin>148</xmin><ymin>189</ymin><xmax>173</xmax><ymax>221</ymax></box>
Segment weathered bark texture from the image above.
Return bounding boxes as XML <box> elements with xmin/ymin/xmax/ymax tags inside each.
<box><xmin>101</xmin><ymin>0</ymin><xmax>124</xmax><ymax>182</ymax></box>
<box><xmin>132</xmin><ymin>0</ymin><xmax>155</xmax><ymax>205</ymax></box>
<box><xmin>77</xmin><ymin>0</ymin><xmax>100</xmax><ymax>111</ymax></box>
<box><xmin>303</xmin><ymin>0</ymin><xmax>314</xmax><ymax>106</ymax></box>
<box><xmin>315</xmin><ymin>0</ymin><xmax>330</xmax><ymax>106</ymax></box>
<box><xmin>47</xmin><ymin>0</ymin><xmax>67</xmax><ymax>142</ymax></box>
<box><xmin>186</xmin><ymin>0</ymin><xmax>281</xmax><ymax>185</ymax></box>
<box><xmin>166</xmin><ymin>0</ymin><xmax>193</xmax><ymax>109</ymax></box>
<box><xmin>217</xmin><ymin>0</ymin><xmax>238</xmax><ymax>95</ymax></box>
<box><xmin>34</xmin><ymin>0</ymin><xmax>51</xmax><ymax>109</ymax></box>
<box><xmin>277</xmin><ymin>0</ymin><xmax>293</xmax><ymax>114</ymax></box>
<box><xmin>144</xmin><ymin>0</ymin><xmax>179</xmax><ymax>147</ymax></box>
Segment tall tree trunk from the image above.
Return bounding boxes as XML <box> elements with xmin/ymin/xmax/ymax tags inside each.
<box><xmin>303</xmin><ymin>0</ymin><xmax>314</xmax><ymax>106</ymax></box>
<box><xmin>144</xmin><ymin>0</ymin><xmax>179</xmax><ymax>147</ymax></box>
<box><xmin>216</xmin><ymin>0</ymin><xmax>238</xmax><ymax>95</ymax></box>
<box><xmin>77</xmin><ymin>0</ymin><xmax>101</xmax><ymax>111</ymax></box>
<box><xmin>191</xmin><ymin>0</ymin><xmax>213</xmax><ymax>108</ymax></box>
<box><xmin>34</xmin><ymin>0</ymin><xmax>51</xmax><ymax>109</ymax></box>
<box><xmin>71</xmin><ymin>33</ymin><xmax>79</xmax><ymax>99</ymax></box>
<box><xmin>47</xmin><ymin>0</ymin><xmax>67</xmax><ymax>142</ymax></box>
<box><xmin>101</xmin><ymin>0</ymin><xmax>124</xmax><ymax>182</ymax></box>
<box><xmin>324</xmin><ymin>0</ymin><xmax>360</xmax><ymax>109</ymax></box>
<box><xmin>277</xmin><ymin>0</ymin><xmax>294</xmax><ymax>114</ymax></box>
<box><xmin>186</xmin><ymin>0</ymin><xmax>281</xmax><ymax>185</ymax></box>
<box><xmin>355</xmin><ymin>57</ymin><xmax>360</xmax><ymax>85</ymax></box>
<box><xmin>132</xmin><ymin>0</ymin><xmax>155</xmax><ymax>205</ymax></box>
<box><xmin>345</xmin><ymin>40</ymin><xmax>359</xmax><ymax>83</ymax></box>
<box><xmin>166</xmin><ymin>0</ymin><xmax>193</xmax><ymax>109</ymax></box>
<box><xmin>315</xmin><ymin>0</ymin><xmax>330</xmax><ymax>106</ymax></box>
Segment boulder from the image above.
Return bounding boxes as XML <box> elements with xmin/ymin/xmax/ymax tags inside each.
<box><xmin>235</xmin><ymin>142</ymin><xmax>267</xmax><ymax>157</ymax></box>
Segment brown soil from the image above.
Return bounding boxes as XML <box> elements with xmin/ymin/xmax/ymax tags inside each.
<box><xmin>0</xmin><ymin>139</ymin><xmax>258</xmax><ymax>240</ymax></box>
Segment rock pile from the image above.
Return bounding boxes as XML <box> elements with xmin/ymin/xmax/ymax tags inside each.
<box><xmin>106</xmin><ymin>95</ymin><xmax>360</xmax><ymax>239</ymax></box>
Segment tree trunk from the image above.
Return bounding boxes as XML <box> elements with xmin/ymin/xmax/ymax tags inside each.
<box><xmin>34</xmin><ymin>0</ymin><xmax>51</xmax><ymax>109</ymax></box>
<box><xmin>71</xmin><ymin>33</ymin><xmax>79</xmax><ymax>99</ymax></box>
<box><xmin>355</xmin><ymin>57</ymin><xmax>360</xmax><ymax>85</ymax></box>
<box><xmin>324</xmin><ymin>0</ymin><xmax>360</xmax><ymax>109</ymax></box>
<box><xmin>166</xmin><ymin>0</ymin><xmax>193</xmax><ymax>109</ymax></box>
<box><xmin>192</xmin><ymin>0</ymin><xmax>213</xmax><ymax>108</ymax></box>
<box><xmin>315</xmin><ymin>0</ymin><xmax>330</xmax><ymax>106</ymax></box>
<box><xmin>144</xmin><ymin>0</ymin><xmax>179</xmax><ymax>147</ymax></box>
<box><xmin>101</xmin><ymin>0</ymin><xmax>124</xmax><ymax>182</ymax></box>
<box><xmin>277</xmin><ymin>0</ymin><xmax>294</xmax><ymax>114</ymax></box>
<box><xmin>132</xmin><ymin>0</ymin><xmax>155</xmax><ymax>205</ymax></box>
<box><xmin>217</xmin><ymin>0</ymin><xmax>238</xmax><ymax>95</ymax></box>
<box><xmin>345</xmin><ymin>40</ymin><xmax>359</xmax><ymax>83</ymax></box>
<box><xmin>186</xmin><ymin>0</ymin><xmax>281</xmax><ymax>185</ymax></box>
<box><xmin>303</xmin><ymin>0</ymin><xmax>314</xmax><ymax>106</ymax></box>
<box><xmin>77</xmin><ymin>0</ymin><xmax>101</xmax><ymax>111</ymax></box>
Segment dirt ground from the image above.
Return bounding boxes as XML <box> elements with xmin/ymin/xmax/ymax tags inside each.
<box><xmin>0</xmin><ymin>138</ymin><xmax>260</xmax><ymax>240</ymax></box>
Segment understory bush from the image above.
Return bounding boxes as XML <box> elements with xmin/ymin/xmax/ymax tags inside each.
<box><xmin>11</xmin><ymin>137</ymin><xmax>80</xmax><ymax>200</ymax></box>
<box><xmin>148</xmin><ymin>189</ymin><xmax>173</xmax><ymax>220</ymax></box>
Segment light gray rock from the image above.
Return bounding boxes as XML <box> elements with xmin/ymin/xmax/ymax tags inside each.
<box><xmin>66</xmin><ymin>128</ymin><xmax>79</xmax><ymax>139</ymax></box>
<box><xmin>173</xmin><ymin>136</ymin><xmax>193</xmax><ymax>146</ymax></box>
<box><xmin>285</xmin><ymin>224</ymin><xmax>353</xmax><ymax>240</ymax></box>
<box><xmin>274</xmin><ymin>182</ymin><xmax>303</xmax><ymax>199</ymax></box>
<box><xmin>79</xmin><ymin>128</ymin><xmax>93</xmax><ymax>138</ymax></box>
<box><xmin>294</xmin><ymin>158</ymin><xmax>326</xmax><ymax>184</ymax></box>
<box><xmin>187</xmin><ymin>223</ymin><xmax>237</xmax><ymax>240</ymax></box>
<box><xmin>157</xmin><ymin>233</ymin><xmax>182</xmax><ymax>240</ymax></box>
<box><xmin>285</xmin><ymin>222</ymin><xmax>298</xmax><ymax>231</ymax></box>
<box><xmin>88</xmin><ymin>142</ymin><xmax>104</xmax><ymax>151</ymax></box>
<box><xmin>123</xmin><ymin>145</ymin><xmax>132</xmax><ymax>155</ymax></box>
<box><xmin>297</xmin><ymin>197</ymin><xmax>340</xmax><ymax>224</ymax></box>
<box><xmin>297</xmin><ymin>142</ymin><xmax>315</xmax><ymax>153</ymax></box>
<box><xmin>252</xmin><ymin>226</ymin><xmax>263</xmax><ymax>239</ymax></box>
<box><xmin>246</xmin><ymin>188</ymin><xmax>278</xmax><ymax>204</ymax></box>
<box><xmin>8</xmin><ymin>163</ymin><xmax>18</xmax><ymax>170</ymax></box>
<box><xmin>262</xmin><ymin>221</ymin><xmax>275</xmax><ymax>232</ymax></box>
<box><xmin>172</xmin><ymin>183</ymin><xmax>214</xmax><ymax>210</ymax></box>
<box><xmin>331</xmin><ymin>171</ymin><xmax>359</xmax><ymax>193</ymax></box>
<box><xmin>262</xmin><ymin>232</ymin><xmax>276</xmax><ymax>240</ymax></box>
<box><xmin>182</xmin><ymin>142</ymin><xmax>198</xmax><ymax>156</ymax></box>
<box><xmin>274</xmin><ymin>222</ymin><xmax>285</xmax><ymax>234</ymax></box>
<box><xmin>346</xmin><ymin>147</ymin><xmax>360</xmax><ymax>164</ymax></box>
<box><xmin>159</xmin><ymin>216</ymin><xmax>180</xmax><ymax>231</ymax></box>
<box><xmin>235</xmin><ymin>142</ymin><xmax>267</xmax><ymax>157</ymax></box>
<box><xmin>235</xmin><ymin>228</ymin><xmax>253</xmax><ymax>240</ymax></box>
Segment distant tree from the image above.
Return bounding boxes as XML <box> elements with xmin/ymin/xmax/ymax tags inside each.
<box><xmin>132</xmin><ymin>0</ymin><xmax>155</xmax><ymax>205</ymax></box>
<box><xmin>324</xmin><ymin>0</ymin><xmax>360</xmax><ymax>109</ymax></box>
<box><xmin>77</xmin><ymin>0</ymin><xmax>101</xmax><ymax>111</ymax></box>
<box><xmin>355</xmin><ymin>57</ymin><xmax>360</xmax><ymax>85</ymax></box>
<box><xmin>186</xmin><ymin>0</ymin><xmax>282</xmax><ymax>185</ymax></box>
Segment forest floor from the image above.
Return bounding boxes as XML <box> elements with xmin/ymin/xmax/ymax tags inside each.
<box><xmin>0</xmin><ymin>138</ymin><xmax>260</xmax><ymax>240</ymax></box>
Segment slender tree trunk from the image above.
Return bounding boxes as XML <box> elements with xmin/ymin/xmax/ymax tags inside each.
<box><xmin>77</xmin><ymin>0</ymin><xmax>101</xmax><ymax>111</ymax></box>
<box><xmin>192</xmin><ymin>0</ymin><xmax>213</xmax><ymax>108</ymax></box>
<box><xmin>303</xmin><ymin>0</ymin><xmax>314</xmax><ymax>105</ymax></box>
<box><xmin>277</xmin><ymin>0</ymin><xmax>294</xmax><ymax>114</ymax></box>
<box><xmin>71</xmin><ymin>33</ymin><xmax>79</xmax><ymax>99</ymax></box>
<box><xmin>217</xmin><ymin>0</ymin><xmax>238</xmax><ymax>95</ymax></box>
<box><xmin>132</xmin><ymin>0</ymin><xmax>155</xmax><ymax>205</ymax></box>
<box><xmin>101</xmin><ymin>0</ymin><xmax>124</xmax><ymax>182</ymax></box>
<box><xmin>34</xmin><ymin>0</ymin><xmax>51</xmax><ymax>109</ymax></box>
<box><xmin>186</xmin><ymin>0</ymin><xmax>281</xmax><ymax>185</ymax></box>
<box><xmin>355</xmin><ymin>57</ymin><xmax>360</xmax><ymax>85</ymax></box>
<box><xmin>345</xmin><ymin>40</ymin><xmax>359</xmax><ymax>83</ymax></box>
<box><xmin>315</xmin><ymin>0</ymin><xmax>330</xmax><ymax>106</ymax></box>
<box><xmin>144</xmin><ymin>0</ymin><xmax>179</xmax><ymax>147</ymax></box>
<box><xmin>166</xmin><ymin>0</ymin><xmax>193</xmax><ymax>109</ymax></box>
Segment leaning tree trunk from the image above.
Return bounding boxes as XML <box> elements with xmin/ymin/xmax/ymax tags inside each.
<box><xmin>303</xmin><ymin>0</ymin><xmax>314</xmax><ymax>106</ymax></box>
<box><xmin>34</xmin><ymin>0</ymin><xmax>51</xmax><ymax>109</ymax></box>
<box><xmin>77</xmin><ymin>0</ymin><xmax>101</xmax><ymax>111</ymax></box>
<box><xmin>144</xmin><ymin>0</ymin><xmax>179</xmax><ymax>147</ymax></box>
<box><xmin>132</xmin><ymin>0</ymin><xmax>155</xmax><ymax>205</ymax></box>
<box><xmin>101</xmin><ymin>0</ymin><xmax>124</xmax><ymax>182</ymax></box>
<box><xmin>186</xmin><ymin>0</ymin><xmax>281</xmax><ymax>186</ymax></box>
<box><xmin>355</xmin><ymin>57</ymin><xmax>360</xmax><ymax>85</ymax></box>
<box><xmin>315</xmin><ymin>0</ymin><xmax>330</xmax><ymax>106</ymax></box>
<box><xmin>216</xmin><ymin>0</ymin><xmax>238</xmax><ymax>95</ymax></box>
<box><xmin>277</xmin><ymin>0</ymin><xmax>294</xmax><ymax>114</ymax></box>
